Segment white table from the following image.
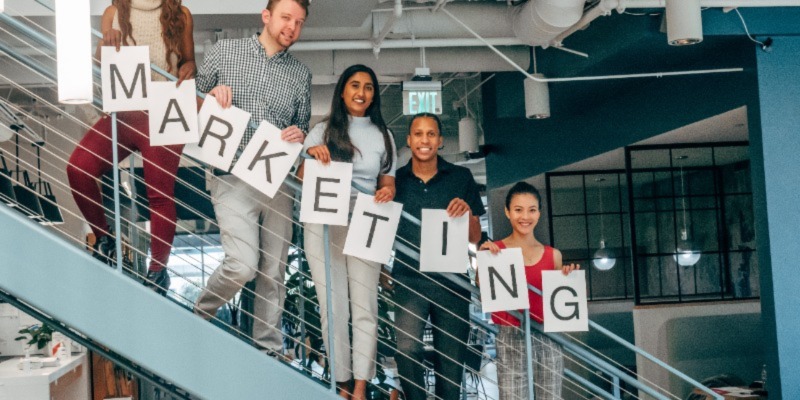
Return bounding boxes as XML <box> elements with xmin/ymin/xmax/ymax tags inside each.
<box><xmin>0</xmin><ymin>353</ymin><xmax>89</xmax><ymax>400</ymax></box>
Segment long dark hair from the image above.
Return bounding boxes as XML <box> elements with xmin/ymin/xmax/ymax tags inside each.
<box><xmin>323</xmin><ymin>64</ymin><xmax>394</xmax><ymax>174</ymax></box>
<box><xmin>114</xmin><ymin>0</ymin><xmax>186</xmax><ymax>74</ymax></box>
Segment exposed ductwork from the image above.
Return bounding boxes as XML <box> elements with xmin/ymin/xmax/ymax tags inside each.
<box><xmin>512</xmin><ymin>0</ymin><xmax>589</xmax><ymax>48</ymax></box>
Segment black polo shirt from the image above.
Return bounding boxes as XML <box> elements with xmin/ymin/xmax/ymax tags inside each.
<box><xmin>393</xmin><ymin>156</ymin><xmax>485</xmax><ymax>290</ymax></box>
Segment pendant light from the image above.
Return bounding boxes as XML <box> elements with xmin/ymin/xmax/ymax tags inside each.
<box><xmin>592</xmin><ymin>177</ymin><xmax>616</xmax><ymax>271</ymax></box>
<box><xmin>674</xmin><ymin>156</ymin><xmax>701</xmax><ymax>266</ymax></box>
<box><xmin>458</xmin><ymin>79</ymin><xmax>479</xmax><ymax>153</ymax></box>
<box><xmin>665</xmin><ymin>0</ymin><xmax>703</xmax><ymax>46</ymax></box>
<box><xmin>524</xmin><ymin>47</ymin><xmax>550</xmax><ymax>119</ymax></box>
<box><xmin>55</xmin><ymin>0</ymin><xmax>93</xmax><ymax>104</ymax></box>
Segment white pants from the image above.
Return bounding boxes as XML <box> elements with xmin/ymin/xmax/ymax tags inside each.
<box><xmin>194</xmin><ymin>174</ymin><xmax>293</xmax><ymax>353</ymax></box>
<box><xmin>304</xmin><ymin>223</ymin><xmax>381</xmax><ymax>382</ymax></box>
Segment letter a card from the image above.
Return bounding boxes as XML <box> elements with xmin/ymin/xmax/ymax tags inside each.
<box><xmin>420</xmin><ymin>209</ymin><xmax>469</xmax><ymax>273</ymax></box>
<box><xmin>343</xmin><ymin>192</ymin><xmax>403</xmax><ymax>265</ymax></box>
<box><xmin>231</xmin><ymin>120</ymin><xmax>302</xmax><ymax>198</ymax></box>
<box><xmin>101</xmin><ymin>46</ymin><xmax>151</xmax><ymax>112</ymax></box>
<box><xmin>299</xmin><ymin>160</ymin><xmax>352</xmax><ymax>226</ymax></box>
<box><xmin>542</xmin><ymin>270</ymin><xmax>588</xmax><ymax>332</ymax></box>
<box><xmin>148</xmin><ymin>79</ymin><xmax>199</xmax><ymax>146</ymax></box>
<box><xmin>477</xmin><ymin>248</ymin><xmax>529</xmax><ymax>313</ymax></box>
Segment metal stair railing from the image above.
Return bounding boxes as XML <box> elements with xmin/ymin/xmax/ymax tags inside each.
<box><xmin>0</xmin><ymin>4</ymin><xmax>724</xmax><ymax>400</ymax></box>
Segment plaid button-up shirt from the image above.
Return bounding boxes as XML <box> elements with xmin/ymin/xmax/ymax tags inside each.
<box><xmin>196</xmin><ymin>35</ymin><xmax>312</xmax><ymax>156</ymax></box>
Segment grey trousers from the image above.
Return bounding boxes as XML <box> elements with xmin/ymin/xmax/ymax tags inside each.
<box><xmin>194</xmin><ymin>174</ymin><xmax>293</xmax><ymax>353</ymax></box>
<box><xmin>304</xmin><ymin>223</ymin><xmax>381</xmax><ymax>382</ymax></box>
<box><xmin>495</xmin><ymin>325</ymin><xmax>564</xmax><ymax>400</ymax></box>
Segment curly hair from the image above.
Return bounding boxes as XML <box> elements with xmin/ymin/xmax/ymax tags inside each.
<box><xmin>113</xmin><ymin>0</ymin><xmax>186</xmax><ymax>73</ymax></box>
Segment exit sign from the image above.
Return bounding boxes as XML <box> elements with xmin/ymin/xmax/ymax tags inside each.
<box><xmin>402</xmin><ymin>81</ymin><xmax>443</xmax><ymax>115</ymax></box>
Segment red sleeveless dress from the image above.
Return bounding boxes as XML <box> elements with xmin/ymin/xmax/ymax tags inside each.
<box><xmin>490</xmin><ymin>241</ymin><xmax>555</xmax><ymax>326</ymax></box>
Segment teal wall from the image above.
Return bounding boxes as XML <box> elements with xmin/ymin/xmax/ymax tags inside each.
<box><xmin>751</xmin><ymin>35</ymin><xmax>800</xmax><ymax>399</ymax></box>
<box><xmin>480</xmin><ymin>9</ymin><xmax>800</xmax><ymax>398</ymax></box>
<box><xmin>481</xmin><ymin>33</ymin><xmax>758</xmax><ymax>188</ymax></box>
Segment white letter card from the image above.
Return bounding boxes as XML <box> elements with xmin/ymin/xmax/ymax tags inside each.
<box><xmin>477</xmin><ymin>248</ymin><xmax>529</xmax><ymax>313</ymax></box>
<box><xmin>420</xmin><ymin>209</ymin><xmax>469</xmax><ymax>273</ymax></box>
<box><xmin>299</xmin><ymin>160</ymin><xmax>353</xmax><ymax>226</ymax></box>
<box><xmin>101</xmin><ymin>46</ymin><xmax>151</xmax><ymax>112</ymax></box>
<box><xmin>343</xmin><ymin>192</ymin><xmax>403</xmax><ymax>264</ymax></box>
<box><xmin>183</xmin><ymin>95</ymin><xmax>250</xmax><ymax>172</ymax></box>
<box><xmin>148</xmin><ymin>79</ymin><xmax>199</xmax><ymax>146</ymax></box>
<box><xmin>231</xmin><ymin>120</ymin><xmax>302</xmax><ymax>198</ymax></box>
<box><xmin>542</xmin><ymin>270</ymin><xmax>588</xmax><ymax>332</ymax></box>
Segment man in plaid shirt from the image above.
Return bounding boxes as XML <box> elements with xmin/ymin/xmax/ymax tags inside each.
<box><xmin>193</xmin><ymin>0</ymin><xmax>311</xmax><ymax>358</ymax></box>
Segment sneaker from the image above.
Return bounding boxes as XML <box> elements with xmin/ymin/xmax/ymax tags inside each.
<box><xmin>92</xmin><ymin>235</ymin><xmax>116</xmax><ymax>266</ymax></box>
<box><xmin>143</xmin><ymin>268</ymin><xmax>171</xmax><ymax>296</ymax></box>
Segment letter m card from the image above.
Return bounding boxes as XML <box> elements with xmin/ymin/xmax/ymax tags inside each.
<box><xmin>101</xmin><ymin>46</ymin><xmax>151</xmax><ymax>112</ymax></box>
<box><xmin>148</xmin><ymin>79</ymin><xmax>199</xmax><ymax>146</ymax></box>
<box><xmin>476</xmin><ymin>248</ymin><xmax>528</xmax><ymax>314</ymax></box>
<box><xmin>299</xmin><ymin>160</ymin><xmax>352</xmax><ymax>226</ymax></box>
<box><xmin>542</xmin><ymin>270</ymin><xmax>588</xmax><ymax>333</ymax></box>
<box><xmin>420</xmin><ymin>209</ymin><xmax>469</xmax><ymax>273</ymax></box>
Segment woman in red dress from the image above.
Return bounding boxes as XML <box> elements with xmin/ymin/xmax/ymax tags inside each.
<box><xmin>480</xmin><ymin>181</ymin><xmax>579</xmax><ymax>400</ymax></box>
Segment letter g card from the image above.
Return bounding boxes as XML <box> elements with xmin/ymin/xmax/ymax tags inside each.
<box><xmin>542</xmin><ymin>270</ymin><xmax>588</xmax><ymax>332</ymax></box>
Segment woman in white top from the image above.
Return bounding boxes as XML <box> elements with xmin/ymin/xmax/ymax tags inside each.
<box><xmin>299</xmin><ymin>64</ymin><xmax>396</xmax><ymax>400</ymax></box>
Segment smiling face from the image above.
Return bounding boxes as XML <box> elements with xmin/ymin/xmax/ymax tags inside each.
<box><xmin>407</xmin><ymin>116</ymin><xmax>443</xmax><ymax>163</ymax></box>
<box><xmin>261</xmin><ymin>0</ymin><xmax>306</xmax><ymax>52</ymax></box>
<box><xmin>341</xmin><ymin>71</ymin><xmax>375</xmax><ymax>117</ymax></box>
<box><xmin>505</xmin><ymin>193</ymin><xmax>541</xmax><ymax>236</ymax></box>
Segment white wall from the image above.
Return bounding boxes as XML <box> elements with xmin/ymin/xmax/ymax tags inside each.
<box><xmin>633</xmin><ymin>300</ymin><xmax>762</xmax><ymax>399</ymax></box>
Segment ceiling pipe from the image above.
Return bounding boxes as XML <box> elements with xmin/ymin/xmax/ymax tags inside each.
<box><xmin>372</xmin><ymin>0</ymin><xmax>402</xmax><ymax>56</ymax></box>
<box><xmin>551</xmin><ymin>0</ymin><xmax>619</xmax><ymax>47</ymax></box>
<box><xmin>441</xmin><ymin>7</ymin><xmax>743</xmax><ymax>84</ymax></box>
<box><xmin>512</xmin><ymin>0</ymin><xmax>587</xmax><ymax>48</ymax></box>
<box><xmin>291</xmin><ymin>37</ymin><xmax>523</xmax><ymax>52</ymax></box>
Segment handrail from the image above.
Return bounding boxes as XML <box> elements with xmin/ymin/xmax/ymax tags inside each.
<box><xmin>1</xmin><ymin>6</ymin><xmax>723</xmax><ymax>400</ymax></box>
<box><xmin>0</xmin><ymin>204</ymin><xmax>338</xmax><ymax>400</ymax></box>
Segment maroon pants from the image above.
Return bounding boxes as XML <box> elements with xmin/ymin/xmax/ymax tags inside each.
<box><xmin>67</xmin><ymin>111</ymin><xmax>183</xmax><ymax>271</ymax></box>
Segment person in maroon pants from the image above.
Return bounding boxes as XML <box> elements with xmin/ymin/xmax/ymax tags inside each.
<box><xmin>66</xmin><ymin>0</ymin><xmax>195</xmax><ymax>296</ymax></box>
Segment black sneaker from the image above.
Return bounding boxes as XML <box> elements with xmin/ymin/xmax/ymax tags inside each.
<box><xmin>143</xmin><ymin>269</ymin><xmax>170</xmax><ymax>296</ymax></box>
<box><xmin>92</xmin><ymin>235</ymin><xmax>117</xmax><ymax>266</ymax></box>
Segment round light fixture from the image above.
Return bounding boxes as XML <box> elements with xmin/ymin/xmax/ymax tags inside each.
<box><xmin>593</xmin><ymin>240</ymin><xmax>617</xmax><ymax>271</ymax></box>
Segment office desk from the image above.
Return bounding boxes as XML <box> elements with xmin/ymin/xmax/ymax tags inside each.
<box><xmin>0</xmin><ymin>353</ymin><xmax>89</xmax><ymax>400</ymax></box>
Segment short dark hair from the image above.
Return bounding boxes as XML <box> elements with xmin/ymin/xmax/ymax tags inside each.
<box><xmin>407</xmin><ymin>112</ymin><xmax>443</xmax><ymax>136</ymax></box>
<box><xmin>505</xmin><ymin>181</ymin><xmax>542</xmax><ymax>210</ymax></box>
<box><xmin>267</xmin><ymin>0</ymin><xmax>310</xmax><ymax>15</ymax></box>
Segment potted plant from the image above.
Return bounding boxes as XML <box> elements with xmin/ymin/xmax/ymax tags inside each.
<box><xmin>15</xmin><ymin>323</ymin><xmax>54</xmax><ymax>355</ymax></box>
